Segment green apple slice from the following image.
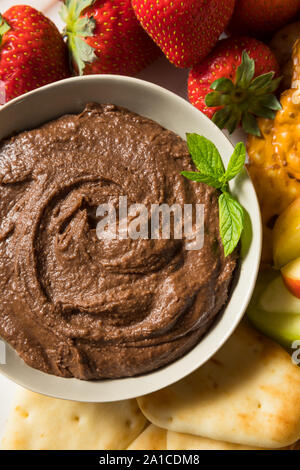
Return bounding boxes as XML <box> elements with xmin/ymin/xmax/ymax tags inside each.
<box><xmin>258</xmin><ymin>275</ymin><xmax>300</xmax><ymax>314</ymax></box>
<box><xmin>247</xmin><ymin>270</ymin><xmax>300</xmax><ymax>349</ymax></box>
<box><xmin>273</xmin><ymin>198</ymin><xmax>300</xmax><ymax>268</ymax></box>
<box><xmin>248</xmin><ymin>306</ymin><xmax>300</xmax><ymax>349</ymax></box>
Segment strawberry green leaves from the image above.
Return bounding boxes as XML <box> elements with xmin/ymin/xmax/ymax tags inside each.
<box><xmin>0</xmin><ymin>14</ymin><xmax>10</xmax><ymax>46</ymax></box>
<box><xmin>205</xmin><ymin>51</ymin><xmax>282</xmax><ymax>136</ymax></box>
<box><xmin>60</xmin><ymin>0</ymin><xmax>97</xmax><ymax>75</ymax></box>
<box><xmin>181</xmin><ymin>135</ymin><xmax>246</xmax><ymax>256</ymax></box>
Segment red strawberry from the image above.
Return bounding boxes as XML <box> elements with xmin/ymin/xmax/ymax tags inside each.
<box><xmin>131</xmin><ymin>0</ymin><xmax>236</xmax><ymax>68</ymax></box>
<box><xmin>60</xmin><ymin>0</ymin><xmax>160</xmax><ymax>76</ymax></box>
<box><xmin>228</xmin><ymin>0</ymin><xmax>300</xmax><ymax>37</ymax></box>
<box><xmin>188</xmin><ymin>37</ymin><xmax>281</xmax><ymax>136</ymax></box>
<box><xmin>0</xmin><ymin>5</ymin><xmax>70</xmax><ymax>103</ymax></box>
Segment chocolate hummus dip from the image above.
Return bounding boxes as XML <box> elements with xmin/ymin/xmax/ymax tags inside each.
<box><xmin>0</xmin><ymin>103</ymin><xmax>236</xmax><ymax>380</ymax></box>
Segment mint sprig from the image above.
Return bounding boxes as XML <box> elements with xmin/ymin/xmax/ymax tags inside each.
<box><xmin>181</xmin><ymin>134</ymin><xmax>246</xmax><ymax>256</ymax></box>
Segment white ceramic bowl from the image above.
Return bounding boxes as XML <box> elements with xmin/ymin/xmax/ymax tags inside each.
<box><xmin>0</xmin><ymin>76</ymin><xmax>261</xmax><ymax>402</ymax></box>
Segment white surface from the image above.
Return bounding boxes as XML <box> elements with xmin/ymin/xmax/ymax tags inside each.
<box><xmin>0</xmin><ymin>0</ymin><xmax>247</xmax><ymax>435</ymax></box>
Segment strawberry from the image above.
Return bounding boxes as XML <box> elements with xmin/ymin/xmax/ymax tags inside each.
<box><xmin>60</xmin><ymin>0</ymin><xmax>160</xmax><ymax>75</ymax></box>
<box><xmin>188</xmin><ymin>37</ymin><xmax>281</xmax><ymax>136</ymax></box>
<box><xmin>0</xmin><ymin>5</ymin><xmax>70</xmax><ymax>104</ymax></box>
<box><xmin>131</xmin><ymin>0</ymin><xmax>236</xmax><ymax>68</ymax></box>
<box><xmin>228</xmin><ymin>0</ymin><xmax>300</xmax><ymax>37</ymax></box>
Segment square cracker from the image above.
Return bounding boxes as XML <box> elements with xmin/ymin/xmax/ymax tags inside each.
<box><xmin>1</xmin><ymin>388</ymin><xmax>146</xmax><ymax>450</ymax></box>
<box><xmin>128</xmin><ymin>427</ymin><xmax>291</xmax><ymax>450</ymax></box>
<box><xmin>127</xmin><ymin>424</ymin><xmax>167</xmax><ymax>450</ymax></box>
<box><xmin>138</xmin><ymin>323</ymin><xmax>300</xmax><ymax>449</ymax></box>
<box><xmin>128</xmin><ymin>426</ymin><xmax>266</xmax><ymax>450</ymax></box>
<box><xmin>167</xmin><ymin>431</ymin><xmax>269</xmax><ymax>450</ymax></box>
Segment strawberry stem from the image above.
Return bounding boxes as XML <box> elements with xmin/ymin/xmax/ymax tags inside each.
<box><xmin>205</xmin><ymin>51</ymin><xmax>282</xmax><ymax>136</ymax></box>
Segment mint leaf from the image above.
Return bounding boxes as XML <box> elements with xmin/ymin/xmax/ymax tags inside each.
<box><xmin>181</xmin><ymin>171</ymin><xmax>222</xmax><ymax>189</ymax></box>
<box><xmin>181</xmin><ymin>138</ymin><xmax>246</xmax><ymax>256</ymax></box>
<box><xmin>219</xmin><ymin>192</ymin><xmax>244</xmax><ymax>256</ymax></box>
<box><xmin>186</xmin><ymin>134</ymin><xmax>225</xmax><ymax>178</ymax></box>
<box><xmin>222</xmin><ymin>142</ymin><xmax>246</xmax><ymax>183</ymax></box>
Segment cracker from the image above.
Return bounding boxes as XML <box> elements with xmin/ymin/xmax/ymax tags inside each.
<box><xmin>128</xmin><ymin>424</ymin><xmax>167</xmax><ymax>450</ymax></box>
<box><xmin>167</xmin><ymin>431</ymin><xmax>265</xmax><ymax>450</ymax></box>
<box><xmin>138</xmin><ymin>323</ymin><xmax>300</xmax><ymax>449</ymax></box>
<box><xmin>1</xmin><ymin>388</ymin><xmax>146</xmax><ymax>450</ymax></box>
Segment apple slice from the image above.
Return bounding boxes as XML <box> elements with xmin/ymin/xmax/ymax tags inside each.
<box><xmin>259</xmin><ymin>272</ymin><xmax>300</xmax><ymax>313</ymax></box>
<box><xmin>273</xmin><ymin>197</ymin><xmax>300</xmax><ymax>268</ymax></box>
<box><xmin>281</xmin><ymin>258</ymin><xmax>300</xmax><ymax>300</ymax></box>
<box><xmin>248</xmin><ymin>306</ymin><xmax>300</xmax><ymax>349</ymax></box>
<box><xmin>247</xmin><ymin>270</ymin><xmax>300</xmax><ymax>349</ymax></box>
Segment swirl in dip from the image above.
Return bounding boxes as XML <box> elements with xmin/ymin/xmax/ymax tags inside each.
<box><xmin>0</xmin><ymin>103</ymin><xmax>237</xmax><ymax>380</ymax></box>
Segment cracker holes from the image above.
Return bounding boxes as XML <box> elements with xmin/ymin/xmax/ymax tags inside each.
<box><xmin>15</xmin><ymin>406</ymin><xmax>29</xmax><ymax>419</ymax></box>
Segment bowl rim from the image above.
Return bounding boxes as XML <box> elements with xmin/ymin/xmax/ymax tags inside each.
<box><xmin>0</xmin><ymin>75</ymin><xmax>262</xmax><ymax>402</ymax></box>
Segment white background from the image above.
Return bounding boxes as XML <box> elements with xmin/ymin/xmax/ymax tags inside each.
<box><xmin>0</xmin><ymin>0</ymin><xmax>244</xmax><ymax>439</ymax></box>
